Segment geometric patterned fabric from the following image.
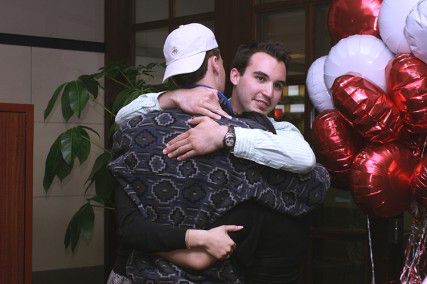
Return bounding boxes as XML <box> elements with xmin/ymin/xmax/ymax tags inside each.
<box><xmin>108</xmin><ymin>109</ymin><xmax>330</xmax><ymax>283</ymax></box>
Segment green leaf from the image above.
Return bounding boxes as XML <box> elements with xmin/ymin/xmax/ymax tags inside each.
<box><xmin>145</xmin><ymin>62</ymin><xmax>157</xmax><ymax>69</ymax></box>
<box><xmin>43</xmin><ymin>137</ymin><xmax>62</xmax><ymax>191</ymax></box>
<box><xmin>76</xmin><ymin>126</ymin><xmax>91</xmax><ymax>164</ymax></box>
<box><xmin>85</xmin><ymin>152</ymin><xmax>112</xmax><ymax>193</ymax></box>
<box><xmin>60</xmin><ymin>126</ymin><xmax>94</xmax><ymax>166</ymax></box>
<box><xmin>94</xmin><ymin>168</ymin><xmax>114</xmax><ymax>201</ymax></box>
<box><xmin>60</xmin><ymin>128</ymin><xmax>79</xmax><ymax>166</ymax></box>
<box><xmin>88</xmin><ymin>195</ymin><xmax>105</xmax><ymax>205</ymax></box>
<box><xmin>79</xmin><ymin>203</ymin><xmax>94</xmax><ymax>241</ymax></box>
<box><xmin>44</xmin><ymin>83</ymin><xmax>65</xmax><ymax>120</ymax></box>
<box><xmin>80</xmin><ymin>125</ymin><xmax>100</xmax><ymax>139</ymax></box>
<box><xmin>64</xmin><ymin>202</ymin><xmax>94</xmax><ymax>251</ymax></box>
<box><xmin>56</xmin><ymin>157</ymin><xmax>72</xmax><ymax>181</ymax></box>
<box><xmin>111</xmin><ymin>88</ymin><xmax>133</xmax><ymax>115</ymax></box>
<box><xmin>86</xmin><ymin>152</ymin><xmax>112</xmax><ymax>183</ymax></box>
<box><xmin>61</xmin><ymin>83</ymin><xmax>74</xmax><ymax>121</ymax></box>
<box><xmin>64</xmin><ymin>209</ymin><xmax>80</xmax><ymax>251</ymax></box>
<box><xmin>108</xmin><ymin>123</ymin><xmax>118</xmax><ymax>138</ymax></box>
<box><xmin>68</xmin><ymin>81</ymin><xmax>90</xmax><ymax>118</ymax></box>
<box><xmin>79</xmin><ymin>75</ymin><xmax>99</xmax><ymax>99</ymax></box>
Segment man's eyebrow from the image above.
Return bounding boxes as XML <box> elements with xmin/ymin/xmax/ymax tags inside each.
<box><xmin>253</xmin><ymin>71</ymin><xmax>286</xmax><ymax>86</ymax></box>
<box><xmin>253</xmin><ymin>71</ymin><xmax>268</xmax><ymax>77</ymax></box>
<box><xmin>276</xmin><ymin>80</ymin><xmax>286</xmax><ymax>86</ymax></box>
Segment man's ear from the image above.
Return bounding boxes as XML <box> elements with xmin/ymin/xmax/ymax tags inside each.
<box><xmin>211</xmin><ymin>55</ymin><xmax>222</xmax><ymax>74</ymax></box>
<box><xmin>229</xmin><ymin>68</ymin><xmax>240</xmax><ymax>86</ymax></box>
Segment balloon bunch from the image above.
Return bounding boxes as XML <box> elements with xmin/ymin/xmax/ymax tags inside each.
<box><xmin>307</xmin><ymin>0</ymin><xmax>427</xmax><ymax>282</ymax></box>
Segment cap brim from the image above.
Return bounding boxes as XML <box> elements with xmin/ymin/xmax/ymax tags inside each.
<box><xmin>163</xmin><ymin>52</ymin><xmax>206</xmax><ymax>82</ymax></box>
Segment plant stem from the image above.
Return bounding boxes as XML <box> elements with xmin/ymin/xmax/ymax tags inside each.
<box><xmin>91</xmin><ymin>204</ymin><xmax>115</xmax><ymax>210</ymax></box>
<box><xmin>105</xmin><ymin>75</ymin><xmax>130</xmax><ymax>89</ymax></box>
<box><xmin>119</xmin><ymin>70</ymin><xmax>135</xmax><ymax>88</ymax></box>
<box><xmin>81</xmin><ymin>136</ymin><xmax>111</xmax><ymax>154</ymax></box>
<box><xmin>90</xmin><ymin>98</ymin><xmax>115</xmax><ymax>118</ymax></box>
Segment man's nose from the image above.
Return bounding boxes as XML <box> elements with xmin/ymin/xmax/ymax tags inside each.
<box><xmin>262</xmin><ymin>83</ymin><xmax>274</xmax><ymax>98</ymax></box>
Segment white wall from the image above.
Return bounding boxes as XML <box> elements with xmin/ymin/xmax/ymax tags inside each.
<box><xmin>0</xmin><ymin>0</ymin><xmax>105</xmax><ymax>274</ymax></box>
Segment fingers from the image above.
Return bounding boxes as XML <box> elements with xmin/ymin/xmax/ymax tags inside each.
<box><xmin>165</xmin><ymin>132</ymin><xmax>189</xmax><ymax>149</ymax></box>
<box><xmin>198</xmin><ymin>108</ymin><xmax>221</xmax><ymax>120</ymax></box>
<box><xmin>169</xmin><ymin>144</ymin><xmax>193</xmax><ymax>159</ymax></box>
<box><xmin>223</xmin><ymin>225</ymin><xmax>244</xmax><ymax>232</ymax></box>
<box><xmin>202</xmin><ymin>103</ymin><xmax>231</xmax><ymax>119</ymax></box>
<box><xmin>187</xmin><ymin>116</ymin><xmax>206</xmax><ymax>125</ymax></box>
<box><xmin>220</xmin><ymin>241</ymin><xmax>236</xmax><ymax>260</ymax></box>
<box><xmin>214</xmin><ymin>107</ymin><xmax>232</xmax><ymax>119</ymax></box>
<box><xmin>177</xmin><ymin>149</ymin><xmax>197</xmax><ymax>161</ymax></box>
<box><xmin>197</xmin><ymin>102</ymin><xmax>231</xmax><ymax>120</ymax></box>
<box><xmin>163</xmin><ymin>138</ymin><xmax>188</xmax><ymax>156</ymax></box>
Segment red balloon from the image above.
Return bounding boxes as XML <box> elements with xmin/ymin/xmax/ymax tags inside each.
<box><xmin>397</xmin><ymin>127</ymin><xmax>427</xmax><ymax>158</ymax></box>
<box><xmin>386</xmin><ymin>53</ymin><xmax>427</xmax><ymax>134</ymax></box>
<box><xmin>332</xmin><ymin>74</ymin><xmax>403</xmax><ymax>144</ymax></box>
<box><xmin>312</xmin><ymin>109</ymin><xmax>363</xmax><ymax>189</ymax></box>
<box><xmin>351</xmin><ymin>144</ymin><xmax>418</xmax><ymax>218</ymax></box>
<box><xmin>412</xmin><ymin>156</ymin><xmax>427</xmax><ymax>207</ymax></box>
<box><xmin>328</xmin><ymin>0</ymin><xmax>382</xmax><ymax>43</ymax></box>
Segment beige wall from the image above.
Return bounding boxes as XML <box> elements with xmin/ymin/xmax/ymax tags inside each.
<box><xmin>0</xmin><ymin>0</ymin><xmax>104</xmax><ymax>42</ymax></box>
<box><xmin>0</xmin><ymin>0</ymin><xmax>105</xmax><ymax>273</ymax></box>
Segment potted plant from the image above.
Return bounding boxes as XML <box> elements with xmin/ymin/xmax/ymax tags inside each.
<box><xmin>43</xmin><ymin>63</ymin><xmax>167</xmax><ymax>251</ymax></box>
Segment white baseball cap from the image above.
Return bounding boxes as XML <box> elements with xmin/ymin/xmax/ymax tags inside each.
<box><xmin>163</xmin><ymin>23</ymin><xmax>218</xmax><ymax>82</ymax></box>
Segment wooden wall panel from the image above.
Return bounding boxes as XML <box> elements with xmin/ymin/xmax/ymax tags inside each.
<box><xmin>0</xmin><ymin>103</ymin><xmax>33</xmax><ymax>284</ymax></box>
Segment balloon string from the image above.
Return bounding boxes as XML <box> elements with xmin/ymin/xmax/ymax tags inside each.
<box><xmin>367</xmin><ymin>215</ymin><xmax>376</xmax><ymax>284</ymax></box>
<box><xmin>401</xmin><ymin>207</ymin><xmax>427</xmax><ymax>284</ymax></box>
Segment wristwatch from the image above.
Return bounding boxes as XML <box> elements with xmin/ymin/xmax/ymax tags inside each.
<box><xmin>223</xmin><ymin>125</ymin><xmax>236</xmax><ymax>150</ymax></box>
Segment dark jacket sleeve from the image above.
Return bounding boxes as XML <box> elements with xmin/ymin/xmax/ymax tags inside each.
<box><xmin>116</xmin><ymin>187</ymin><xmax>187</xmax><ymax>252</ymax></box>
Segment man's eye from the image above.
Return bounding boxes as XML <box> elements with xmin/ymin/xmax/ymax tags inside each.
<box><xmin>255</xmin><ymin>75</ymin><xmax>266</xmax><ymax>82</ymax></box>
<box><xmin>274</xmin><ymin>83</ymin><xmax>284</xmax><ymax>90</ymax></box>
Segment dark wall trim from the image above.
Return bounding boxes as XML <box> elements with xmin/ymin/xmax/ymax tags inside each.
<box><xmin>32</xmin><ymin>265</ymin><xmax>104</xmax><ymax>284</ymax></box>
<box><xmin>0</xmin><ymin>33</ymin><xmax>105</xmax><ymax>53</ymax></box>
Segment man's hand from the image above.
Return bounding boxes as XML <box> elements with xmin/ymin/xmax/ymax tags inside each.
<box><xmin>159</xmin><ymin>87</ymin><xmax>231</xmax><ymax>119</ymax></box>
<box><xmin>187</xmin><ymin>225</ymin><xmax>243</xmax><ymax>259</ymax></box>
<box><xmin>163</xmin><ymin>116</ymin><xmax>228</xmax><ymax>160</ymax></box>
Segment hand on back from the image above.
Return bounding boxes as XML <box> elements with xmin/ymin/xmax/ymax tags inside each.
<box><xmin>163</xmin><ymin>116</ymin><xmax>228</xmax><ymax>160</ymax></box>
<box><xmin>170</xmin><ymin>86</ymin><xmax>231</xmax><ymax>119</ymax></box>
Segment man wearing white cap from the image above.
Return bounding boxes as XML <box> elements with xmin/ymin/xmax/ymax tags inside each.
<box><xmin>110</xmin><ymin>23</ymin><xmax>329</xmax><ymax>283</ymax></box>
<box><xmin>117</xmin><ymin>23</ymin><xmax>315</xmax><ymax>174</ymax></box>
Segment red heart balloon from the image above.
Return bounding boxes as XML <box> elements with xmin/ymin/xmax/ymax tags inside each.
<box><xmin>332</xmin><ymin>74</ymin><xmax>403</xmax><ymax>144</ymax></box>
<box><xmin>386</xmin><ymin>53</ymin><xmax>427</xmax><ymax>134</ymax></box>
<box><xmin>397</xmin><ymin>127</ymin><xmax>427</xmax><ymax>158</ymax></box>
<box><xmin>328</xmin><ymin>0</ymin><xmax>382</xmax><ymax>43</ymax></box>
<box><xmin>312</xmin><ymin>109</ymin><xmax>362</xmax><ymax>189</ymax></box>
<box><xmin>351</xmin><ymin>144</ymin><xmax>418</xmax><ymax>218</ymax></box>
<box><xmin>412</xmin><ymin>156</ymin><xmax>427</xmax><ymax>207</ymax></box>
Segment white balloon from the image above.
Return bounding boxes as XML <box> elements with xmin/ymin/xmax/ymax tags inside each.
<box><xmin>324</xmin><ymin>35</ymin><xmax>394</xmax><ymax>91</ymax></box>
<box><xmin>405</xmin><ymin>0</ymin><xmax>427</xmax><ymax>64</ymax></box>
<box><xmin>379</xmin><ymin>0</ymin><xmax>420</xmax><ymax>54</ymax></box>
<box><xmin>306</xmin><ymin>56</ymin><xmax>334</xmax><ymax>112</ymax></box>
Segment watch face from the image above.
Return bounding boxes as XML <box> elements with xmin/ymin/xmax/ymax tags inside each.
<box><xmin>225</xmin><ymin>136</ymin><xmax>235</xmax><ymax>147</ymax></box>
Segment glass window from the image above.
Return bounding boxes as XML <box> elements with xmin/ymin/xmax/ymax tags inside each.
<box><xmin>273</xmin><ymin>84</ymin><xmax>305</xmax><ymax>131</ymax></box>
<box><xmin>135</xmin><ymin>0</ymin><xmax>169</xmax><ymax>23</ymax></box>
<box><xmin>258</xmin><ymin>9</ymin><xmax>306</xmax><ymax>76</ymax></box>
<box><xmin>314</xmin><ymin>4</ymin><xmax>331</xmax><ymax>58</ymax></box>
<box><xmin>175</xmin><ymin>0</ymin><xmax>215</xmax><ymax>17</ymax></box>
<box><xmin>135</xmin><ymin>28</ymin><xmax>169</xmax><ymax>84</ymax></box>
<box><xmin>199</xmin><ymin>20</ymin><xmax>215</xmax><ymax>33</ymax></box>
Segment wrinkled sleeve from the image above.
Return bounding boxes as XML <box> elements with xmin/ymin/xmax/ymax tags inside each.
<box><xmin>115</xmin><ymin>92</ymin><xmax>165</xmax><ymax>125</ymax></box>
<box><xmin>233</xmin><ymin>119</ymin><xmax>315</xmax><ymax>174</ymax></box>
